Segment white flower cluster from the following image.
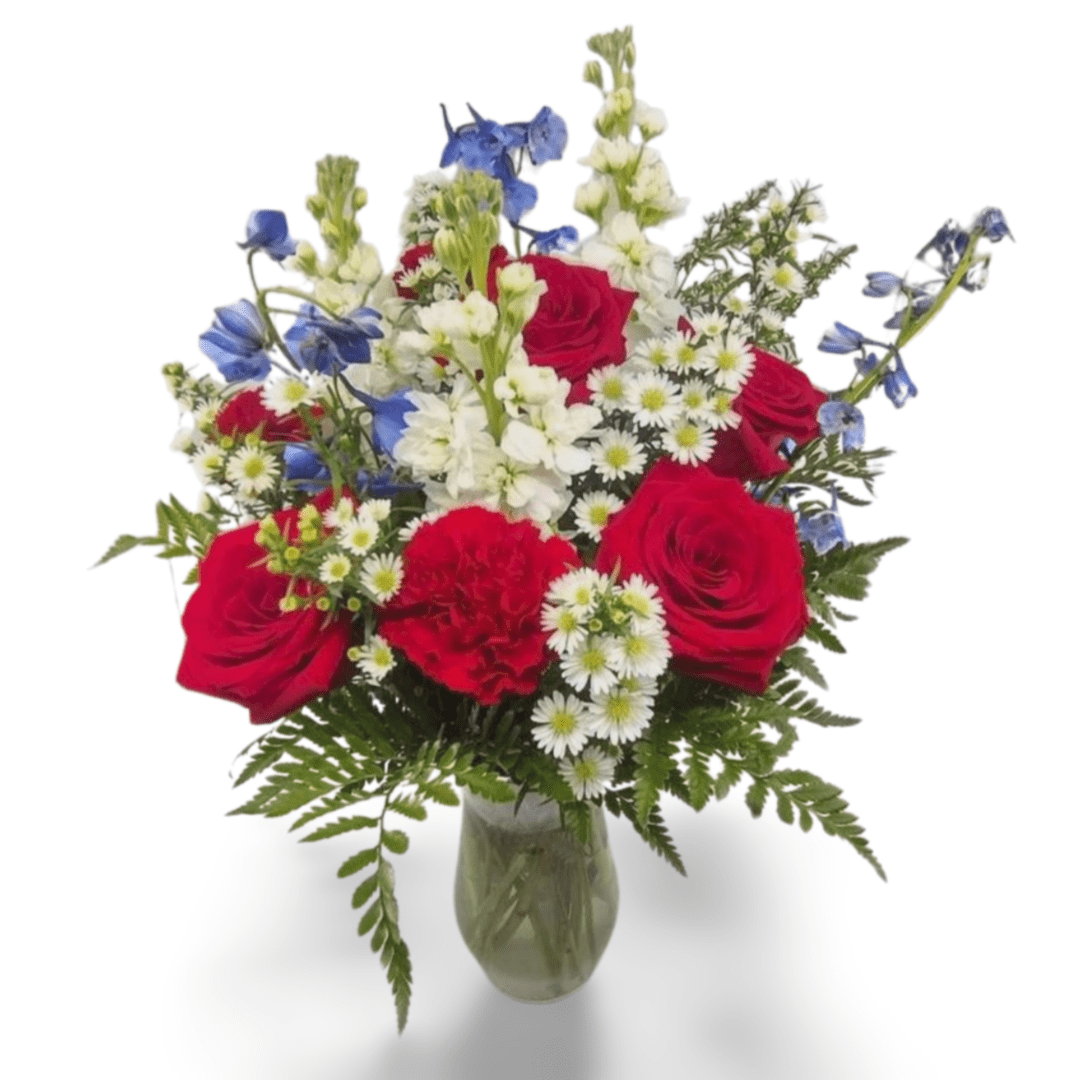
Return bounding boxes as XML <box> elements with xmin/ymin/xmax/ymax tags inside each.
<box><xmin>531</xmin><ymin>569</ymin><xmax>671</xmax><ymax>799</ymax></box>
<box><xmin>348</xmin><ymin>633</ymin><xmax>396</xmax><ymax>685</ymax></box>
<box><xmin>391</xmin><ymin>269</ymin><xmax>603</xmax><ymax>525</ymax></box>
<box><xmin>315</xmin><ymin>494</ymin><xmax>403</xmax><ymax>604</ymax></box>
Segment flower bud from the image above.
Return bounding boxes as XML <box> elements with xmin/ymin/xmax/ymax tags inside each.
<box><xmin>583</xmin><ymin>60</ymin><xmax>603</xmax><ymax>88</ymax></box>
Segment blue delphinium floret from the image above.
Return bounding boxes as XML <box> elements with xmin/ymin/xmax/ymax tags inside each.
<box><xmin>797</xmin><ymin>492</ymin><xmax>849</xmax><ymax>556</ymax></box>
<box><xmin>818</xmin><ymin>322</ymin><xmax>867</xmax><ymax>354</ymax></box>
<box><xmin>282</xmin><ymin>445</ymin><xmax>331</xmax><ymax>492</ymax></box>
<box><xmin>883</xmin><ymin>289</ymin><xmax>934</xmax><ymax>330</ymax></box>
<box><xmin>863</xmin><ymin>272</ymin><xmax>904</xmax><ymax>298</ymax></box>
<box><xmin>818</xmin><ymin>401</ymin><xmax>866</xmax><ymax>451</ymax></box>
<box><xmin>238</xmin><ymin>210</ymin><xmax>298</xmax><ymax>262</ymax></box>
<box><xmin>198</xmin><ymin>299</ymin><xmax>271</xmax><ymax>382</ymax></box>
<box><xmin>523</xmin><ymin>106</ymin><xmax>569</xmax><ymax>166</ymax></box>
<box><xmin>975</xmin><ymin>207</ymin><xmax>1012</xmax><ymax>242</ymax></box>
<box><xmin>883</xmin><ymin>356</ymin><xmax>918</xmax><ymax>407</ymax></box>
<box><xmin>518</xmin><ymin>224</ymin><xmax>579</xmax><ymax>254</ymax></box>
<box><xmin>343</xmin><ymin>386</ymin><xmax>417</xmax><ymax>457</ymax></box>
<box><xmin>919</xmin><ymin>220</ymin><xmax>969</xmax><ymax>273</ymax></box>
<box><xmin>855</xmin><ymin>351</ymin><xmax>879</xmax><ymax>377</ymax></box>
<box><xmin>356</xmin><ymin>466</ymin><xmax>422</xmax><ymax>498</ymax></box>
<box><xmin>284</xmin><ymin>304</ymin><xmax>384</xmax><ymax>374</ymax></box>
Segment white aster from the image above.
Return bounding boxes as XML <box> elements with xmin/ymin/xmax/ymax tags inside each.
<box><xmin>661</xmin><ymin>418</ymin><xmax>717</xmax><ymax>465</ymax></box>
<box><xmin>610</xmin><ymin>623</ymin><xmax>671</xmax><ymax>679</ymax></box>
<box><xmin>586</xmin><ymin>364</ymin><xmax>632</xmax><ymax>411</ymax></box>
<box><xmin>758</xmin><ymin>308</ymin><xmax>785</xmax><ymax>332</ymax></box>
<box><xmin>680</xmin><ymin>378</ymin><xmax>712</xmax><ymax>420</ymax></box>
<box><xmin>360</xmin><ymin>552</ymin><xmax>404</xmax><ymax>603</ymax></box>
<box><xmin>723</xmin><ymin>294</ymin><xmax>749</xmax><ymax>316</ymax></box>
<box><xmin>225</xmin><ymin>446</ymin><xmax>279</xmax><ymax>496</ymax></box>
<box><xmin>353</xmin><ymin>635</ymin><xmax>396</xmax><ymax>683</ymax></box>
<box><xmin>696</xmin><ymin>311</ymin><xmax>728</xmax><ymax>338</ymax></box>
<box><xmin>573</xmin><ymin>491</ymin><xmax>624</xmax><ymax>541</ymax></box>
<box><xmin>558</xmin><ymin>747</ymin><xmax>616</xmax><ymax>800</ymax></box>
<box><xmin>666</xmin><ymin>337</ymin><xmax>705</xmax><ymax>375</ymax></box>
<box><xmin>319</xmin><ymin>550</ymin><xmax>352</xmax><ymax>585</ymax></box>
<box><xmin>531</xmin><ymin>692</ymin><xmax>590</xmax><ymax>759</ymax></box>
<box><xmin>561</xmin><ymin>634</ymin><xmax>620</xmax><ymax>695</ymax></box>
<box><xmin>761</xmin><ymin>259</ymin><xmax>806</xmax><ymax>296</ymax></box>
<box><xmin>191</xmin><ymin>445</ymin><xmax>226</xmax><ymax>483</ymax></box>
<box><xmin>263</xmin><ymin>376</ymin><xmax>319</xmax><ymax>417</ymax></box>
<box><xmin>633</xmin><ymin>337</ymin><xmax>672</xmax><ymax>371</ymax></box>
<box><xmin>339</xmin><ymin>505</ymin><xmax>380</xmax><ymax>555</ymax></box>
<box><xmin>541</xmin><ymin>603</ymin><xmax>588</xmax><ymax>655</ymax></box>
<box><xmin>587</xmin><ymin>685</ymin><xmax>653</xmax><ymax>744</ymax></box>
<box><xmin>591</xmin><ymin>428</ymin><xmax>646</xmax><ymax>481</ymax></box>
<box><xmin>628</xmin><ymin>372</ymin><xmax>681</xmax><ymax>428</ymax></box>
<box><xmin>322</xmin><ymin>495</ymin><xmax>357</xmax><ymax>530</ymax></box>
<box><xmin>704</xmin><ymin>391</ymin><xmax>742</xmax><ymax>431</ymax></box>
<box><xmin>617</xmin><ymin>574</ymin><xmax>666</xmax><ymax>630</ymax></box>
<box><xmin>701</xmin><ymin>334</ymin><xmax>756</xmax><ymax>392</ymax></box>
<box><xmin>367</xmin><ymin>499</ymin><xmax>392</xmax><ymax>522</ymax></box>
<box><xmin>548</xmin><ymin>567</ymin><xmax>607</xmax><ymax>617</ymax></box>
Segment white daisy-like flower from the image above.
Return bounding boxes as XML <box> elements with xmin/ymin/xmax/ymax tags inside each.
<box><xmin>803</xmin><ymin>197</ymin><xmax>827</xmax><ymax>224</ymax></box>
<box><xmin>618</xmin><ymin>674</ymin><xmax>659</xmax><ymax>701</ymax></box>
<box><xmin>398</xmin><ymin>509</ymin><xmax>444</xmax><ymax>543</ymax></box>
<box><xmin>617</xmin><ymin>575</ymin><xmax>665</xmax><ymax>630</ymax></box>
<box><xmin>322</xmin><ymin>496</ymin><xmax>357</xmax><ymax>530</ymax></box>
<box><xmin>702</xmin><ymin>334</ymin><xmax>756</xmax><ymax>392</ymax></box>
<box><xmin>360</xmin><ymin>552</ymin><xmax>404</xmax><ymax>603</ymax></box>
<box><xmin>723</xmin><ymin>294</ymin><xmax>749</xmax><ymax>316</ymax></box>
<box><xmin>573</xmin><ymin>491</ymin><xmax>625</xmax><ymax>541</ymax></box>
<box><xmin>225</xmin><ymin>446</ymin><xmax>279</xmax><ymax>496</ymax></box>
<box><xmin>696</xmin><ymin>311</ymin><xmax>728</xmax><ymax>339</ymax></box>
<box><xmin>352</xmin><ymin>634</ymin><xmax>396</xmax><ymax>683</ymax></box>
<box><xmin>548</xmin><ymin>567</ymin><xmax>607</xmax><ymax>616</ymax></box>
<box><xmin>680</xmin><ymin>378</ymin><xmax>712</xmax><ymax>420</ymax></box>
<box><xmin>704</xmin><ymin>391</ymin><xmax>742</xmax><ymax>431</ymax></box>
<box><xmin>587</xmin><ymin>685</ymin><xmax>653</xmax><ymax>744</ymax></box>
<box><xmin>339</xmin><ymin>505</ymin><xmax>380</xmax><ymax>555</ymax></box>
<box><xmin>367</xmin><ymin>499</ymin><xmax>392</xmax><ymax>522</ymax></box>
<box><xmin>610</xmin><ymin>623</ymin><xmax>671</xmax><ymax>678</ymax></box>
<box><xmin>666</xmin><ymin>338</ymin><xmax>704</xmax><ymax>375</ymax></box>
<box><xmin>319</xmin><ymin>550</ymin><xmax>352</xmax><ymax>585</ymax></box>
<box><xmin>558</xmin><ymin>747</ymin><xmax>616</xmax><ymax>800</ymax></box>
<box><xmin>561</xmin><ymin>635</ymin><xmax>620</xmax><ymax>695</ymax></box>
<box><xmin>633</xmin><ymin>337</ymin><xmax>672</xmax><ymax>371</ymax></box>
<box><xmin>531</xmin><ymin>692</ymin><xmax>590</xmax><ymax>759</ymax></box>
<box><xmin>758</xmin><ymin>308</ymin><xmax>785</xmax><ymax>332</ymax></box>
<box><xmin>192</xmin><ymin>445</ymin><xmax>226</xmax><ymax>482</ymax></box>
<box><xmin>586</xmin><ymin>365</ymin><xmax>632</xmax><ymax>411</ymax></box>
<box><xmin>541</xmin><ymin>603</ymin><xmax>588</xmax><ymax>655</ymax></box>
<box><xmin>761</xmin><ymin>259</ymin><xmax>806</xmax><ymax>296</ymax></box>
<box><xmin>263</xmin><ymin>376</ymin><xmax>318</xmax><ymax>417</ymax></box>
<box><xmin>627</xmin><ymin>372</ymin><xmax>681</xmax><ymax>428</ymax></box>
<box><xmin>767</xmin><ymin>188</ymin><xmax>788</xmax><ymax>216</ymax></box>
<box><xmin>591</xmin><ymin>428</ymin><xmax>646</xmax><ymax>482</ymax></box>
<box><xmin>661</xmin><ymin>418</ymin><xmax>717</xmax><ymax>465</ymax></box>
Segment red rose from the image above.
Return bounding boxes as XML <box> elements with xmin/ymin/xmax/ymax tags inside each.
<box><xmin>377</xmin><ymin>506</ymin><xmax>580</xmax><ymax>704</ymax></box>
<box><xmin>177</xmin><ymin>497</ymin><xmax>353</xmax><ymax>724</ymax></box>
<box><xmin>215</xmin><ymin>389</ymin><xmax>311</xmax><ymax>443</ymax></box>
<box><xmin>595</xmin><ymin>459</ymin><xmax>809</xmax><ymax>693</ymax></box>
<box><xmin>708</xmin><ymin>347</ymin><xmax>827</xmax><ymax>481</ymax></box>
<box><xmin>393</xmin><ymin>243</ymin><xmax>435</xmax><ymax>300</ymax></box>
<box><xmin>489</xmin><ymin>249</ymin><xmax>637</xmax><ymax>404</ymax></box>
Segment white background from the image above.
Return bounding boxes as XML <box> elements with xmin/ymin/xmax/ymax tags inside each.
<box><xmin>4</xmin><ymin>1</ymin><xmax>1076</xmax><ymax>1077</ymax></box>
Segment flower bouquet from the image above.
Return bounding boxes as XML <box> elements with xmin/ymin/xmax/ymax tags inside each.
<box><xmin>100</xmin><ymin>26</ymin><xmax>1010</xmax><ymax>1031</ymax></box>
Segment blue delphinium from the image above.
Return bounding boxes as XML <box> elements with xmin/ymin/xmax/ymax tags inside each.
<box><xmin>862</xmin><ymin>272</ymin><xmax>903</xmax><ymax>298</ymax></box>
<box><xmin>282</xmin><ymin>445</ymin><xmax>331</xmax><ymax>492</ymax></box>
<box><xmin>284</xmin><ymin>304</ymin><xmax>383</xmax><ymax>374</ymax></box>
<box><xmin>883</xmin><ymin>356</ymin><xmax>918</xmax><ymax>407</ymax></box>
<box><xmin>522</xmin><ymin>106</ymin><xmax>569</xmax><ymax>166</ymax></box>
<box><xmin>976</xmin><ymin>207</ymin><xmax>1012</xmax><ymax>242</ymax></box>
<box><xmin>343</xmin><ymin>386</ymin><xmax>417</xmax><ymax>457</ymax></box>
<box><xmin>797</xmin><ymin>492</ymin><xmax>849</xmax><ymax>556</ymax></box>
<box><xmin>818</xmin><ymin>322</ymin><xmax>867</xmax><ymax>354</ymax></box>
<box><xmin>355</xmin><ymin>466</ymin><xmax>422</xmax><ymax>498</ymax></box>
<box><xmin>518</xmin><ymin>224</ymin><xmax>579</xmax><ymax>254</ymax></box>
<box><xmin>883</xmin><ymin>289</ymin><xmax>934</xmax><ymax>330</ymax></box>
<box><xmin>818</xmin><ymin>401</ymin><xmax>866</xmax><ymax>451</ymax></box>
<box><xmin>238</xmin><ymin>210</ymin><xmax>298</xmax><ymax>262</ymax></box>
<box><xmin>198</xmin><ymin>299</ymin><xmax>272</xmax><ymax>382</ymax></box>
<box><xmin>918</xmin><ymin>220</ymin><xmax>969</xmax><ymax>273</ymax></box>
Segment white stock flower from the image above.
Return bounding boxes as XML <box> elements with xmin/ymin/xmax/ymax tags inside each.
<box><xmin>580</xmin><ymin>136</ymin><xmax>636</xmax><ymax>173</ymax></box>
<box><xmin>634</xmin><ymin>100</ymin><xmax>667</xmax><ymax>139</ymax></box>
<box><xmin>461</xmin><ymin>290</ymin><xmax>499</xmax><ymax>338</ymax></box>
<box><xmin>501</xmin><ymin>401</ymin><xmax>602</xmax><ymax>477</ymax></box>
<box><xmin>494</xmin><ymin>351</ymin><xmax>564</xmax><ymax>417</ymax></box>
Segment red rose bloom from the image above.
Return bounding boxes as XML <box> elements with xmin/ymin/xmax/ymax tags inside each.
<box><xmin>393</xmin><ymin>243</ymin><xmax>435</xmax><ymax>300</ymax></box>
<box><xmin>489</xmin><ymin>249</ymin><xmax>637</xmax><ymax>404</ymax></box>
<box><xmin>177</xmin><ymin>498</ymin><xmax>353</xmax><ymax>724</ymax></box>
<box><xmin>215</xmin><ymin>389</ymin><xmax>311</xmax><ymax>443</ymax></box>
<box><xmin>377</xmin><ymin>506</ymin><xmax>580</xmax><ymax>704</ymax></box>
<box><xmin>708</xmin><ymin>347</ymin><xmax>828</xmax><ymax>481</ymax></box>
<box><xmin>595</xmin><ymin>459</ymin><xmax>809</xmax><ymax>693</ymax></box>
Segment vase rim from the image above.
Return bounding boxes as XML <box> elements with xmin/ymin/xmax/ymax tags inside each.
<box><xmin>461</xmin><ymin>786</ymin><xmax>564</xmax><ymax>831</ymax></box>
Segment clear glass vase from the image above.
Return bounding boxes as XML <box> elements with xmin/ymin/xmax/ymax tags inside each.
<box><xmin>454</xmin><ymin>788</ymin><xmax>619</xmax><ymax>1002</ymax></box>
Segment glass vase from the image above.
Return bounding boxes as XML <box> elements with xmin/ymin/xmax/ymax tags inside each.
<box><xmin>453</xmin><ymin>788</ymin><xmax>619</xmax><ymax>1002</ymax></box>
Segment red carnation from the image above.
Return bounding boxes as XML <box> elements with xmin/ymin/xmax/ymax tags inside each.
<box><xmin>215</xmin><ymin>389</ymin><xmax>312</xmax><ymax>443</ymax></box>
<box><xmin>177</xmin><ymin>492</ymin><xmax>353</xmax><ymax>724</ymax></box>
<box><xmin>489</xmin><ymin>248</ymin><xmax>637</xmax><ymax>404</ymax></box>
<box><xmin>394</xmin><ymin>243</ymin><xmax>436</xmax><ymax>300</ymax></box>
<box><xmin>377</xmin><ymin>506</ymin><xmax>581</xmax><ymax>704</ymax></box>
<box><xmin>596</xmin><ymin>459</ymin><xmax>809</xmax><ymax>693</ymax></box>
<box><xmin>708</xmin><ymin>347</ymin><xmax>827</xmax><ymax>481</ymax></box>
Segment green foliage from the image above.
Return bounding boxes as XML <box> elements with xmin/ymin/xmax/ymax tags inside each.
<box><xmin>94</xmin><ymin>495</ymin><xmax>223</xmax><ymax>579</ymax></box>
